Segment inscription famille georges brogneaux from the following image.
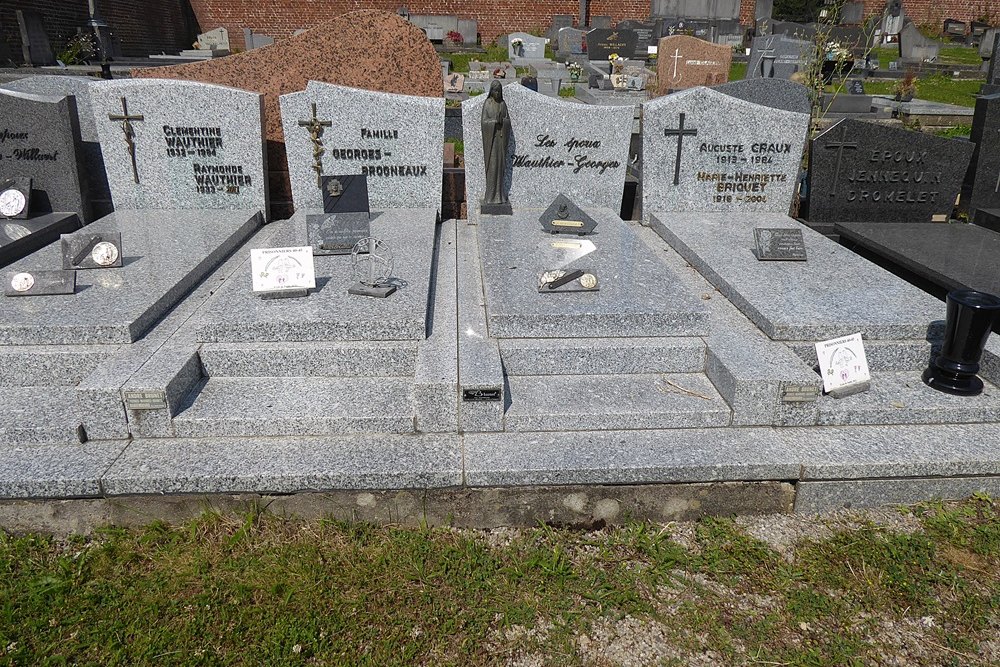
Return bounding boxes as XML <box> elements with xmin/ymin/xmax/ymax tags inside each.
<box><xmin>514</xmin><ymin>135</ymin><xmax>621</xmax><ymax>174</ymax></box>
<box><xmin>162</xmin><ymin>125</ymin><xmax>250</xmax><ymax>196</ymax></box>
<box><xmin>326</xmin><ymin>128</ymin><xmax>429</xmax><ymax>178</ymax></box>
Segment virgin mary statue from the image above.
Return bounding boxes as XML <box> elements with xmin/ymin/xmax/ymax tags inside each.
<box><xmin>480</xmin><ymin>80</ymin><xmax>512</xmax><ymax>214</ymax></box>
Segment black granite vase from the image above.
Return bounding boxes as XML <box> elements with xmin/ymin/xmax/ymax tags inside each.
<box><xmin>923</xmin><ymin>289</ymin><xmax>1000</xmax><ymax>396</ymax></box>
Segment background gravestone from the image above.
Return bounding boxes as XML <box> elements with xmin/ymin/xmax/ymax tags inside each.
<box><xmin>15</xmin><ymin>10</ymin><xmax>55</xmax><ymax>66</ymax></box>
<box><xmin>547</xmin><ymin>15</ymin><xmax>574</xmax><ymax>41</ymax></box>
<box><xmin>557</xmin><ymin>27</ymin><xmax>587</xmax><ymax>56</ymax></box>
<box><xmin>962</xmin><ymin>93</ymin><xmax>1000</xmax><ymax>218</ymax></box>
<box><xmin>280</xmin><ymin>82</ymin><xmax>444</xmax><ymax>212</ymax></box>
<box><xmin>983</xmin><ymin>38</ymin><xmax>1000</xmax><ymax>96</ymax></box>
<box><xmin>462</xmin><ymin>84</ymin><xmax>632</xmax><ymax>211</ymax></box>
<box><xmin>508</xmin><ymin>32</ymin><xmax>548</xmax><ymax>63</ymax></box>
<box><xmin>642</xmin><ymin>86</ymin><xmax>809</xmax><ymax>214</ymax></box>
<box><xmin>0</xmin><ymin>90</ymin><xmax>88</xmax><ymax>221</ymax></box>
<box><xmin>747</xmin><ymin>34</ymin><xmax>811</xmax><ymax>79</ymax></box>
<box><xmin>808</xmin><ymin>119</ymin><xmax>975</xmax><ymax>224</ymax></box>
<box><xmin>90</xmin><ymin>79</ymin><xmax>268</xmax><ymax>215</ymax></box>
<box><xmin>617</xmin><ymin>20</ymin><xmax>657</xmax><ymax>59</ymax></box>
<box><xmin>586</xmin><ymin>29</ymin><xmax>638</xmax><ymax>61</ymax></box>
<box><xmin>135</xmin><ymin>10</ymin><xmax>442</xmax><ymax>219</ymax></box>
<box><xmin>656</xmin><ymin>35</ymin><xmax>731</xmax><ymax>94</ymax></box>
<box><xmin>713</xmin><ymin>79</ymin><xmax>812</xmax><ymax>114</ymax></box>
<box><xmin>900</xmin><ymin>22</ymin><xmax>940</xmax><ymax>63</ymax></box>
<box><xmin>197</xmin><ymin>27</ymin><xmax>230</xmax><ymax>52</ymax></box>
<box><xmin>1</xmin><ymin>76</ymin><xmax>111</xmax><ymax>220</ymax></box>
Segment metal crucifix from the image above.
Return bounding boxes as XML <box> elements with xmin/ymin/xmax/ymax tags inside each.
<box><xmin>108</xmin><ymin>96</ymin><xmax>144</xmax><ymax>184</ymax></box>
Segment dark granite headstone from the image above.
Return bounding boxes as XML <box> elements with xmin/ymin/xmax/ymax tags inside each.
<box><xmin>321</xmin><ymin>174</ymin><xmax>369</xmax><ymax>215</ymax></box>
<box><xmin>307</xmin><ymin>213</ymin><xmax>371</xmax><ymax>255</ymax></box>
<box><xmin>979</xmin><ymin>28</ymin><xmax>999</xmax><ymax>59</ymax></box>
<box><xmin>962</xmin><ymin>93</ymin><xmax>1000</xmax><ymax>217</ymax></box>
<box><xmin>586</xmin><ymin>29</ymin><xmax>638</xmax><ymax>62</ymax></box>
<box><xmin>808</xmin><ymin>119</ymin><xmax>975</xmax><ymax>224</ymax></box>
<box><xmin>713</xmin><ymin>79</ymin><xmax>811</xmax><ymax>114</ymax></box>
<box><xmin>590</xmin><ymin>16</ymin><xmax>612</xmax><ymax>30</ymax></box>
<box><xmin>985</xmin><ymin>38</ymin><xmax>1000</xmax><ymax>95</ymax></box>
<box><xmin>547</xmin><ymin>15</ymin><xmax>574</xmax><ymax>41</ymax></box>
<box><xmin>841</xmin><ymin>2</ymin><xmax>864</xmax><ymax>25</ymax></box>
<box><xmin>617</xmin><ymin>20</ymin><xmax>656</xmax><ymax>59</ymax></box>
<box><xmin>15</xmin><ymin>10</ymin><xmax>55</xmax><ymax>67</ymax></box>
<box><xmin>944</xmin><ymin>19</ymin><xmax>967</xmax><ymax>40</ymax></box>
<box><xmin>753</xmin><ymin>227</ymin><xmax>807</xmax><ymax>261</ymax></box>
<box><xmin>747</xmin><ymin>34</ymin><xmax>811</xmax><ymax>79</ymax></box>
<box><xmin>539</xmin><ymin>194</ymin><xmax>598</xmax><ymax>235</ymax></box>
<box><xmin>758</xmin><ymin>19</ymin><xmax>816</xmax><ymax>41</ymax></box>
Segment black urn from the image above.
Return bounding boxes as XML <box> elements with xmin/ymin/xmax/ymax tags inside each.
<box><xmin>923</xmin><ymin>289</ymin><xmax>1000</xmax><ymax>396</ymax></box>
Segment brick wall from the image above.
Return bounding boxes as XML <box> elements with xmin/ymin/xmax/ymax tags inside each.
<box><xmin>0</xmin><ymin>0</ymin><xmax>196</xmax><ymax>64</ymax></box>
<box><xmin>187</xmin><ymin>0</ymin><xmax>1000</xmax><ymax>49</ymax></box>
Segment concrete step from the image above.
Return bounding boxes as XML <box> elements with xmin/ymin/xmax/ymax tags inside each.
<box><xmin>172</xmin><ymin>376</ymin><xmax>416</xmax><ymax>438</ymax></box>
<box><xmin>198</xmin><ymin>341</ymin><xmax>419</xmax><ymax>378</ymax></box>
<box><xmin>499</xmin><ymin>337</ymin><xmax>706</xmax><ymax>376</ymax></box>
<box><xmin>0</xmin><ymin>345</ymin><xmax>116</xmax><ymax>387</ymax></box>
<box><xmin>503</xmin><ymin>373</ymin><xmax>731</xmax><ymax>432</ymax></box>
<box><xmin>816</xmin><ymin>371</ymin><xmax>1000</xmax><ymax>426</ymax></box>
<box><xmin>0</xmin><ymin>387</ymin><xmax>82</xmax><ymax>445</ymax></box>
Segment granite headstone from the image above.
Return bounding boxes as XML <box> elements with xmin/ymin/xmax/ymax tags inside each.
<box><xmin>656</xmin><ymin>35</ymin><xmax>732</xmax><ymax>93</ymax></box>
<box><xmin>617</xmin><ymin>20</ymin><xmax>657</xmax><ymax>59</ymax></box>
<box><xmin>462</xmin><ymin>84</ymin><xmax>632</xmax><ymax>211</ymax></box>
<box><xmin>747</xmin><ymin>34</ymin><xmax>811</xmax><ymax>79</ymax></box>
<box><xmin>547</xmin><ymin>15</ymin><xmax>574</xmax><ymax>41</ymax></box>
<box><xmin>651</xmin><ymin>0</ymin><xmax>741</xmax><ymax>19</ymax></box>
<box><xmin>642</xmin><ymin>86</ymin><xmax>809</xmax><ymax>214</ymax></box>
<box><xmin>586</xmin><ymin>29</ymin><xmax>639</xmax><ymax>62</ymax></box>
<box><xmin>713</xmin><ymin>78</ymin><xmax>812</xmax><ymax>113</ymax></box>
<box><xmin>15</xmin><ymin>10</ymin><xmax>55</xmax><ymax>67</ymax></box>
<box><xmin>900</xmin><ymin>22</ymin><xmax>940</xmax><ymax>62</ymax></box>
<box><xmin>0</xmin><ymin>90</ymin><xmax>88</xmax><ymax>221</ymax></box>
<box><xmin>808</xmin><ymin>119</ymin><xmax>975</xmax><ymax>224</ymax></box>
<box><xmin>280</xmin><ymin>82</ymin><xmax>444</xmax><ymax>211</ymax></box>
<box><xmin>508</xmin><ymin>33</ymin><xmax>548</xmax><ymax>62</ymax></box>
<box><xmin>90</xmin><ymin>79</ymin><xmax>268</xmax><ymax>214</ymax></box>
<box><xmin>557</xmin><ymin>27</ymin><xmax>588</xmax><ymax>56</ymax></box>
<box><xmin>962</xmin><ymin>93</ymin><xmax>1000</xmax><ymax>217</ymax></box>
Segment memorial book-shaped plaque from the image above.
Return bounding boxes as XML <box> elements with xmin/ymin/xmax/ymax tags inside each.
<box><xmin>250</xmin><ymin>246</ymin><xmax>316</xmax><ymax>299</ymax></box>
<box><xmin>4</xmin><ymin>269</ymin><xmax>75</xmax><ymax>297</ymax></box>
<box><xmin>753</xmin><ymin>228</ymin><xmax>807</xmax><ymax>261</ymax></box>
<box><xmin>539</xmin><ymin>194</ymin><xmax>598</xmax><ymax>235</ymax></box>
<box><xmin>307</xmin><ymin>213</ymin><xmax>371</xmax><ymax>255</ymax></box>
<box><xmin>61</xmin><ymin>232</ymin><xmax>124</xmax><ymax>269</ymax></box>
<box><xmin>322</xmin><ymin>175</ymin><xmax>370</xmax><ymax>216</ymax></box>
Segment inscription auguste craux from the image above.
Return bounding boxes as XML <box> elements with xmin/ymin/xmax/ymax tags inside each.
<box><xmin>513</xmin><ymin>134</ymin><xmax>621</xmax><ymax>174</ymax></box>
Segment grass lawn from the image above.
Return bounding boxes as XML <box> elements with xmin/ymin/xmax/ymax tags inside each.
<box><xmin>1</xmin><ymin>496</ymin><xmax>998</xmax><ymax>666</ymax></box>
<box><xmin>871</xmin><ymin>44</ymin><xmax>983</xmax><ymax>69</ymax></box>
<box><xmin>441</xmin><ymin>45</ymin><xmax>509</xmax><ymax>73</ymax></box>
<box><xmin>860</xmin><ymin>75</ymin><xmax>983</xmax><ymax>107</ymax></box>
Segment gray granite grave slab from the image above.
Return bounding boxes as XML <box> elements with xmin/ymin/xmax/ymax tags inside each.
<box><xmin>1</xmin><ymin>76</ymin><xmax>111</xmax><ymax>218</ymax></box>
<box><xmin>713</xmin><ymin>78</ymin><xmax>812</xmax><ymax>113</ymax></box>
<box><xmin>479</xmin><ymin>210</ymin><xmax>709</xmax><ymax>338</ymax></box>
<box><xmin>808</xmin><ymin>120</ymin><xmax>974</xmax><ymax>224</ymax></box>
<box><xmin>498</xmin><ymin>337</ymin><xmax>706</xmax><ymax>376</ymax></box>
<box><xmin>0</xmin><ymin>441</ymin><xmax>127</xmax><ymax>498</ymax></box>
<box><xmin>0</xmin><ymin>209</ymin><xmax>261</xmax><ymax>345</ymax></box>
<box><xmin>557</xmin><ymin>27</ymin><xmax>587</xmax><ymax>56</ymax></box>
<box><xmin>462</xmin><ymin>85</ymin><xmax>632</xmax><ymax>211</ymax></box>
<box><xmin>0</xmin><ymin>386</ymin><xmax>81</xmax><ymax>446</ymax></box>
<box><xmin>0</xmin><ymin>345</ymin><xmax>114</xmax><ymax>388</ymax></box>
<box><xmin>643</xmin><ymin>86</ymin><xmax>809</xmax><ymax>214</ymax></box>
<box><xmin>649</xmin><ymin>212</ymin><xmax>944</xmax><ymax>340</ymax></box>
<box><xmin>279</xmin><ymin>82</ymin><xmax>444</xmax><ymax>212</ymax></box>
<box><xmin>90</xmin><ymin>79</ymin><xmax>268</xmax><ymax>216</ymax></box>
<box><xmin>0</xmin><ymin>89</ymin><xmax>88</xmax><ymax>221</ymax></box>
<box><xmin>962</xmin><ymin>93</ymin><xmax>1000</xmax><ymax>216</ymax></box>
<box><xmin>194</xmin><ymin>208</ymin><xmax>436</xmax><ymax>343</ymax></box>
<box><xmin>102</xmin><ymin>434</ymin><xmax>462</xmax><ymax>495</ymax></box>
<box><xmin>586</xmin><ymin>29</ymin><xmax>639</xmax><ymax>61</ymax></box>
<box><xmin>508</xmin><ymin>32</ymin><xmax>548</xmax><ymax>62</ymax></box>
<box><xmin>747</xmin><ymin>35</ymin><xmax>811</xmax><ymax>79</ymax></box>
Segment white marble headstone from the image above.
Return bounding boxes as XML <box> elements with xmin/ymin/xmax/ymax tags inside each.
<box><xmin>462</xmin><ymin>84</ymin><xmax>632</xmax><ymax>211</ymax></box>
<box><xmin>279</xmin><ymin>82</ymin><xmax>444</xmax><ymax>212</ymax></box>
<box><xmin>90</xmin><ymin>79</ymin><xmax>268</xmax><ymax>215</ymax></box>
<box><xmin>642</xmin><ymin>86</ymin><xmax>809</xmax><ymax>215</ymax></box>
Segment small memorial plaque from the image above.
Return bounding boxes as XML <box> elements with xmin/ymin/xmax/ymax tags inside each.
<box><xmin>0</xmin><ymin>177</ymin><xmax>31</xmax><ymax>220</ymax></box>
<box><xmin>4</xmin><ymin>270</ymin><xmax>76</xmax><ymax>297</ymax></box>
<box><xmin>322</xmin><ymin>174</ymin><xmax>370</xmax><ymax>216</ymax></box>
<box><xmin>123</xmin><ymin>390</ymin><xmax>168</xmax><ymax>411</ymax></box>
<box><xmin>250</xmin><ymin>246</ymin><xmax>316</xmax><ymax>298</ymax></box>
<box><xmin>307</xmin><ymin>213</ymin><xmax>371</xmax><ymax>255</ymax></box>
<box><xmin>846</xmin><ymin>79</ymin><xmax>865</xmax><ymax>95</ymax></box>
<box><xmin>753</xmin><ymin>228</ymin><xmax>807</xmax><ymax>261</ymax></box>
<box><xmin>463</xmin><ymin>388</ymin><xmax>502</xmax><ymax>402</ymax></box>
<box><xmin>815</xmin><ymin>332</ymin><xmax>871</xmax><ymax>397</ymax></box>
<box><xmin>538</xmin><ymin>268</ymin><xmax>600</xmax><ymax>293</ymax></box>
<box><xmin>61</xmin><ymin>232</ymin><xmax>124</xmax><ymax>269</ymax></box>
<box><xmin>539</xmin><ymin>194</ymin><xmax>598</xmax><ymax>235</ymax></box>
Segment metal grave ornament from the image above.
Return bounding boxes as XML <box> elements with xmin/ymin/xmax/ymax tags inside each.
<box><xmin>107</xmin><ymin>96</ymin><xmax>145</xmax><ymax>184</ymax></box>
<box><xmin>4</xmin><ymin>270</ymin><xmax>76</xmax><ymax>297</ymax></box>
<box><xmin>322</xmin><ymin>175</ymin><xmax>370</xmax><ymax>216</ymax></box>
<box><xmin>0</xmin><ymin>178</ymin><xmax>31</xmax><ymax>219</ymax></box>
<box><xmin>61</xmin><ymin>232</ymin><xmax>124</xmax><ymax>270</ymax></box>
<box><xmin>537</xmin><ymin>237</ymin><xmax>599</xmax><ymax>293</ymax></box>
<box><xmin>753</xmin><ymin>228</ymin><xmax>807</xmax><ymax>261</ymax></box>
<box><xmin>539</xmin><ymin>194</ymin><xmax>598</xmax><ymax>236</ymax></box>
<box><xmin>306</xmin><ymin>213</ymin><xmax>371</xmax><ymax>256</ymax></box>
<box><xmin>348</xmin><ymin>236</ymin><xmax>397</xmax><ymax>298</ymax></box>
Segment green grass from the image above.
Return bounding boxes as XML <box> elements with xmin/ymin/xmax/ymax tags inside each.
<box><xmin>730</xmin><ymin>61</ymin><xmax>747</xmax><ymax>81</ymax></box>
<box><xmin>1</xmin><ymin>496</ymin><xmax>998</xmax><ymax>666</ymax></box>
<box><xmin>871</xmin><ymin>44</ymin><xmax>983</xmax><ymax>68</ymax></box>
<box><xmin>558</xmin><ymin>85</ymin><xmax>576</xmax><ymax>98</ymax></box>
<box><xmin>861</xmin><ymin>75</ymin><xmax>983</xmax><ymax>107</ymax></box>
<box><xmin>441</xmin><ymin>45</ymin><xmax>508</xmax><ymax>73</ymax></box>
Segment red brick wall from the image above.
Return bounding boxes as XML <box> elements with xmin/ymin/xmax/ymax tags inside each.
<box><xmin>0</xmin><ymin>0</ymin><xmax>196</xmax><ymax>64</ymax></box>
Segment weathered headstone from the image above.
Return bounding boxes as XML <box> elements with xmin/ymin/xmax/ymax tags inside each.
<box><xmin>280</xmin><ymin>82</ymin><xmax>444</xmax><ymax>212</ymax></box>
<box><xmin>242</xmin><ymin>28</ymin><xmax>274</xmax><ymax>50</ymax></box>
<box><xmin>586</xmin><ymin>29</ymin><xmax>639</xmax><ymax>62</ymax></box>
<box><xmin>713</xmin><ymin>78</ymin><xmax>811</xmax><ymax>114</ymax></box>
<box><xmin>590</xmin><ymin>16</ymin><xmax>613</xmax><ymax>30</ymax></box>
<box><xmin>962</xmin><ymin>93</ymin><xmax>1000</xmax><ymax>218</ymax></box>
<box><xmin>983</xmin><ymin>38</ymin><xmax>1000</xmax><ymax>95</ymax></box>
<box><xmin>883</xmin><ymin>0</ymin><xmax>905</xmax><ymax>36</ymax></box>
<box><xmin>197</xmin><ymin>28</ymin><xmax>230</xmax><ymax>52</ymax></box>
<box><xmin>808</xmin><ymin>119</ymin><xmax>974</xmax><ymax>224</ymax></box>
<box><xmin>1</xmin><ymin>76</ymin><xmax>111</xmax><ymax>219</ymax></box>
<box><xmin>656</xmin><ymin>35</ymin><xmax>732</xmax><ymax>94</ymax></box>
<box><xmin>557</xmin><ymin>27</ymin><xmax>588</xmax><ymax>56</ymax></box>
<box><xmin>617</xmin><ymin>20</ymin><xmax>657</xmax><ymax>59</ymax></box>
<box><xmin>943</xmin><ymin>19</ymin><xmax>967</xmax><ymax>41</ymax></box>
<box><xmin>979</xmin><ymin>28</ymin><xmax>999</xmax><ymax>59</ymax></box>
<box><xmin>900</xmin><ymin>22</ymin><xmax>940</xmax><ymax>62</ymax></box>
<box><xmin>462</xmin><ymin>84</ymin><xmax>632</xmax><ymax>211</ymax></box>
<box><xmin>15</xmin><ymin>10</ymin><xmax>55</xmax><ymax>66</ymax></box>
<box><xmin>508</xmin><ymin>32</ymin><xmax>548</xmax><ymax>62</ymax></box>
<box><xmin>90</xmin><ymin>79</ymin><xmax>268</xmax><ymax>214</ymax></box>
<box><xmin>0</xmin><ymin>90</ymin><xmax>88</xmax><ymax>221</ymax></box>
<box><xmin>642</xmin><ymin>86</ymin><xmax>809</xmax><ymax>214</ymax></box>
<box><xmin>547</xmin><ymin>15</ymin><xmax>574</xmax><ymax>41</ymax></box>
<box><xmin>747</xmin><ymin>34</ymin><xmax>811</xmax><ymax>79</ymax></box>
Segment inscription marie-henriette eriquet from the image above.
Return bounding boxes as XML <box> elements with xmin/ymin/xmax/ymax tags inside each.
<box><xmin>161</xmin><ymin>125</ymin><xmax>251</xmax><ymax>197</ymax></box>
<box><xmin>513</xmin><ymin>135</ymin><xmax>621</xmax><ymax>175</ymax></box>
<box><xmin>327</xmin><ymin>128</ymin><xmax>430</xmax><ymax>178</ymax></box>
<box><xmin>693</xmin><ymin>142</ymin><xmax>791</xmax><ymax>206</ymax></box>
<box><xmin>0</xmin><ymin>129</ymin><xmax>59</xmax><ymax>161</ymax></box>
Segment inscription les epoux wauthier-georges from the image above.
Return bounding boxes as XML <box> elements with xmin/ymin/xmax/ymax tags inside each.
<box><xmin>513</xmin><ymin>135</ymin><xmax>621</xmax><ymax>175</ymax></box>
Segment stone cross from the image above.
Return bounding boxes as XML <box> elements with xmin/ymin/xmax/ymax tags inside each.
<box><xmin>824</xmin><ymin>126</ymin><xmax>858</xmax><ymax>196</ymax></box>
<box><xmin>107</xmin><ymin>96</ymin><xmax>144</xmax><ymax>184</ymax></box>
<box><xmin>298</xmin><ymin>102</ymin><xmax>332</xmax><ymax>188</ymax></box>
<box><xmin>663</xmin><ymin>113</ymin><xmax>698</xmax><ymax>186</ymax></box>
